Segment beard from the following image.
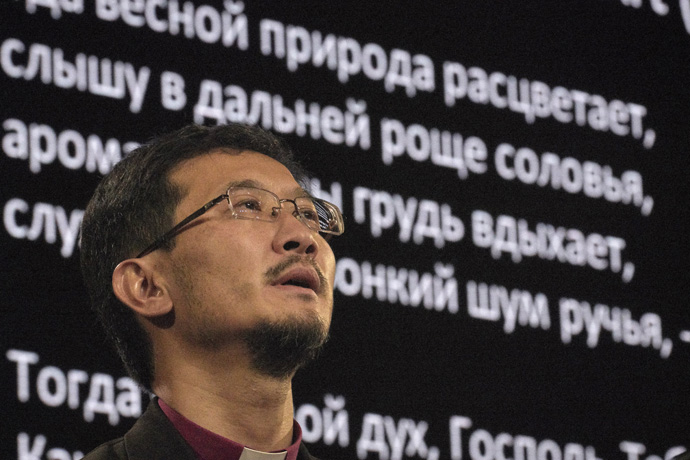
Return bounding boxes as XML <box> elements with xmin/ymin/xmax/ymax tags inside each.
<box><xmin>241</xmin><ymin>312</ymin><xmax>329</xmax><ymax>379</ymax></box>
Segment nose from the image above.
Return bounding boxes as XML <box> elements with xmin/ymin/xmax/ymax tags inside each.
<box><xmin>272</xmin><ymin>200</ymin><xmax>319</xmax><ymax>256</ymax></box>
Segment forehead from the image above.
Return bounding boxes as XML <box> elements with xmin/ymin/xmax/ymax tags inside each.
<box><xmin>170</xmin><ymin>150</ymin><xmax>304</xmax><ymax>205</ymax></box>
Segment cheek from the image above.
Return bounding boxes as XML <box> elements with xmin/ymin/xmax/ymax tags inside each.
<box><xmin>172</xmin><ymin>258</ymin><xmax>261</xmax><ymax>328</ymax></box>
<box><xmin>170</xmin><ymin>235</ymin><xmax>261</xmax><ymax>296</ymax></box>
<box><xmin>181</xmin><ymin>225</ymin><xmax>255</xmax><ymax>269</ymax></box>
<box><xmin>320</xmin><ymin>245</ymin><xmax>337</xmax><ymax>284</ymax></box>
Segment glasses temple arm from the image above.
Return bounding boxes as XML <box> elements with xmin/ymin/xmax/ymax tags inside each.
<box><xmin>135</xmin><ymin>194</ymin><xmax>228</xmax><ymax>258</ymax></box>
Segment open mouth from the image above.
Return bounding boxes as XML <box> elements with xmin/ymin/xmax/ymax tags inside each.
<box><xmin>272</xmin><ymin>267</ymin><xmax>320</xmax><ymax>293</ymax></box>
<box><xmin>283</xmin><ymin>278</ymin><xmax>311</xmax><ymax>289</ymax></box>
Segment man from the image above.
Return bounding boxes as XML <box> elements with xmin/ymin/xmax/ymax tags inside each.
<box><xmin>80</xmin><ymin>123</ymin><xmax>344</xmax><ymax>459</ymax></box>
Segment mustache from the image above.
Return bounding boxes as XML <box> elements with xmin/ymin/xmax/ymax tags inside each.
<box><xmin>264</xmin><ymin>255</ymin><xmax>328</xmax><ymax>292</ymax></box>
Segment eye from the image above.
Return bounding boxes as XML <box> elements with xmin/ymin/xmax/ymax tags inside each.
<box><xmin>300</xmin><ymin>209</ymin><xmax>320</xmax><ymax>223</ymax></box>
<box><xmin>235</xmin><ymin>198</ymin><xmax>262</xmax><ymax>212</ymax></box>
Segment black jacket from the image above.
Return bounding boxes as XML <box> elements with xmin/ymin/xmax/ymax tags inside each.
<box><xmin>83</xmin><ymin>399</ymin><xmax>319</xmax><ymax>460</ymax></box>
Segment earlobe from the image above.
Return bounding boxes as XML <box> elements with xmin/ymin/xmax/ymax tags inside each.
<box><xmin>112</xmin><ymin>259</ymin><xmax>172</xmax><ymax>317</ymax></box>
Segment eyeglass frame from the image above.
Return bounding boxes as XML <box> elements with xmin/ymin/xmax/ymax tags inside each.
<box><xmin>135</xmin><ymin>185</ymin><xmax>344</xmax><ymax>258</ymax></box>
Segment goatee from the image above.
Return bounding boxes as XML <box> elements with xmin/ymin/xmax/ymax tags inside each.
<box><xmin>242</xmin><ymin>314</ymin><xmax>328</xmax><ymax>379</ymax></box>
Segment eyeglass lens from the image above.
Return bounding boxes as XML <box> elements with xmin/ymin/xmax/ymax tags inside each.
<box><xmin>227</xmin><ymin>187</ymin><xmax>342</xmax><ymax>234</ymax></box>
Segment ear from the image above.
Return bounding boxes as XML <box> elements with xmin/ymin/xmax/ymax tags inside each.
<box><xmin>112</xmin><ymin>259</ymin><xmax>172</xmax><ymax>318</ymax></box>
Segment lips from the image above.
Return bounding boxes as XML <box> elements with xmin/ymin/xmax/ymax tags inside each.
<box><xmin>271</xmin><ymin>266</ymin><xmax>321</xmax><ymax>293</ymax></box>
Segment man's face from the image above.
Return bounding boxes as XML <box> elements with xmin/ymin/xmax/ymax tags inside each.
<box><xmin>156</xmin><ymin>150</ymin><xmax>336</xmax><ymax>370</ymax></box>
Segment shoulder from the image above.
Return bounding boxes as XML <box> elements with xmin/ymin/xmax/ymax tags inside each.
<box><xmin>298</xmin><ymin>442</ymin><xmax>321</xmax><ymax>460</ymax></box>
<box><xmin>81</xmin><ymin>437</ymin><xmax>127</xmax><ymax>459</ymax></box>
<box><xmin>81</xmin><ymin>398</ymin><xmax>196</xmax><ymax>460</ymax></box>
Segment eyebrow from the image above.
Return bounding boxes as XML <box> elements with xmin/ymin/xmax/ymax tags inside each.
<box><xmin>224</xmin><ymin>179</ymin><xmax>262</xmax><ymax>190</ymax></box>
<box><xmin>224</xmin><ymin>179</ymin><xmax>311</xmax><ymax>198</ymax></box>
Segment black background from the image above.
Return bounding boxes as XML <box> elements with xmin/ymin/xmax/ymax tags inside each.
<box><xmin>2</xmin><ymin>1</ymin><xmax>689</xmax><ymax>459</ymax></box>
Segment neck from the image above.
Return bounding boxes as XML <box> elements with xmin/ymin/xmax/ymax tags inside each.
<box><xmin>152</xmin><ymin>347</ymin><xmax>296</xmax><ymax>452</ymax></box>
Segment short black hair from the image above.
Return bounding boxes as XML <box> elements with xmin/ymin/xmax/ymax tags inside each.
<box><xmin>80</xmin><ymin>123</ymin><xmax>308</xmax><ymax>391</ymax></box>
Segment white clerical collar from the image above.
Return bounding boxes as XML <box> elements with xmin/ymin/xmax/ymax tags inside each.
<box><xmin>238</xmin><ymin>447</ymin><xmax>288</xmax><ymax>460</ymax></box>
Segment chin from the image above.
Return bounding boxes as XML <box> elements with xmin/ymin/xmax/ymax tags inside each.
<box><xmin>243</xmin><ymin>311</ymin><xmax>330</xmax><ymax>379</ymax></box>
<box><xmin>267</xmin><ymin>291</ymin><xmax>333</xmax><ymax>320</ymax></box>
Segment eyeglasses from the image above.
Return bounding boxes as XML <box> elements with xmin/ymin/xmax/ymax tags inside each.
<box><xmin>135</xmin><ymin>186</ymin><xmax>345</xmax><ymax>258</ymax></box>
